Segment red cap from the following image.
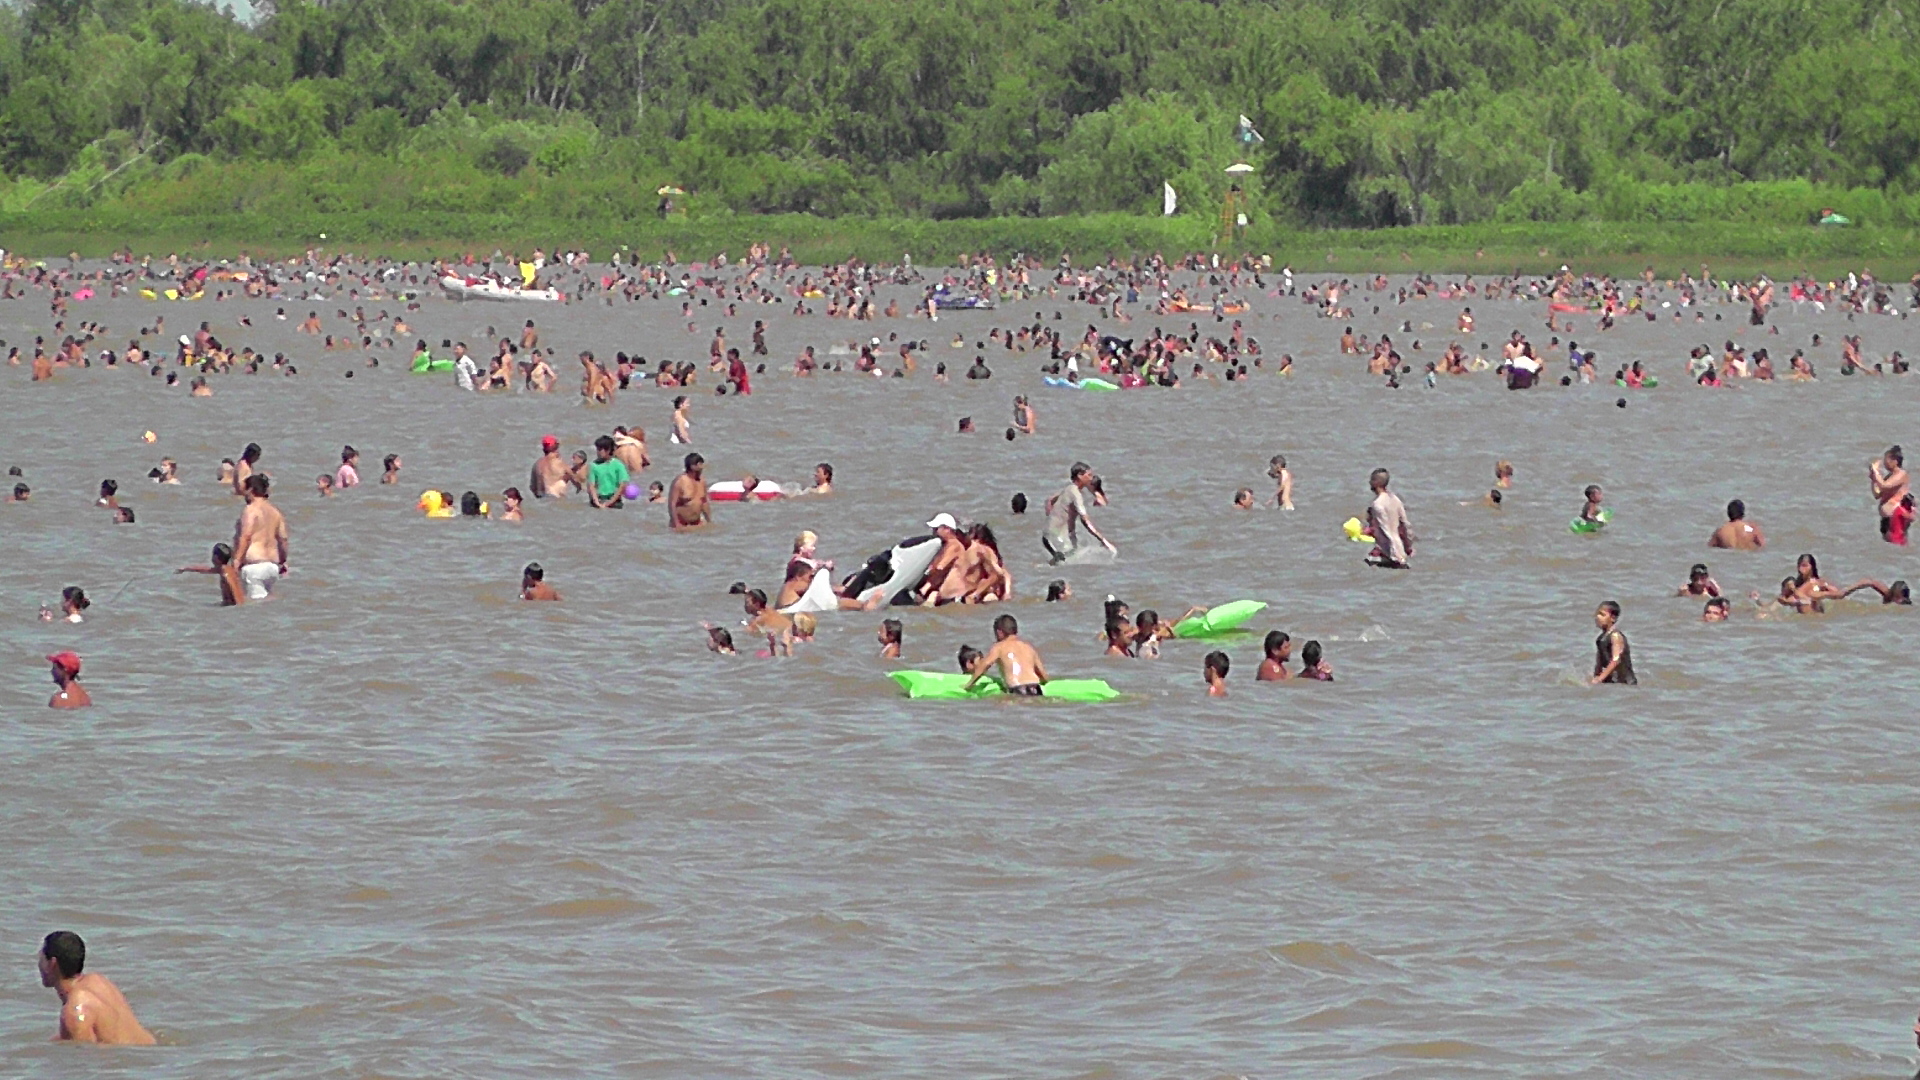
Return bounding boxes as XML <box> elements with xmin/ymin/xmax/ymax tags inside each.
<box><xmin>46</xmin><ymin>651</ymin><xmax>80</xmax><ymax>677</ymax></box>
<box><xmin>540</xmin><ymin>435</ymin><xmax>559</xmax><ymax>451</ymax></box>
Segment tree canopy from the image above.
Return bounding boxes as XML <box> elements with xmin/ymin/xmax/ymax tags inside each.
<box><xmin>5</xmin><ymin>0</ymin><xmax>1919</xmax><ymax>227</ymax></box>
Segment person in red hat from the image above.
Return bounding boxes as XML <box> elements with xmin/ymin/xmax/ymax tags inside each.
<box><xmin>529</xmin><ymin>435</ymin><xmax>570</xmax><ymax>498</ymax></box>
<box><xmin>46</xmin><ymin>651</ymin><xmax>90</xmax><ymax>709</ymax></box>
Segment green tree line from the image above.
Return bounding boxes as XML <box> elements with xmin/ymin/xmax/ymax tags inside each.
<box><xmin>3</xmin><ymin>0</ymin><xmax>1919</xmax><ymax>230</ymax></box>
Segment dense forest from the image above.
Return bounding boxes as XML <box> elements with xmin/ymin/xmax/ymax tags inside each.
<box><xmin>2</xmin><ymin>0</ymin><xmax>1919</xmax><ymax>235</ymax></box>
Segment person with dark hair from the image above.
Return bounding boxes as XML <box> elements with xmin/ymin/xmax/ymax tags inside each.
<box><xmin>232</xmin><ymin>441</ymin><xmax>262</xmax><ymax>497</ymax></box>
<box><xmin>176</xmin><ymin>542</ymin><xmax>243</xmax><ymax>605</ymax></box>
<box><xmin>38</xmin><ymin>930</ymin><xmax>152</xmax><ymax>1043</ymax></box>
<box><xmin>1590</xmin><ymin>601</ymin><xmax>1635</xmax><ymax>685</ymax></box>
<box><xmin>233</xmin><ymin>472</ymin><xmax>287</xmax><ymax>600</ymax></box>
<box><xmin>586</xmin><ymin>435</ymin><xmax>628</xmax><ymax>508</ymax></box>
<box><xmin>1709</xmin><ymin>498</ymin><xmax>1765</xmax><ymax>549</ymax></box>
<box><xmin>877</xmin><ymin>618</ymin><xmax>903</xmax><ymax>659</ymax></box>
<box><xmin>1299</xmin><ymin>640</ymin><xmax>1333</xmax><ymax>681</ymax></box>
<box><xmin>335</xmin><ymin>446</ymin><xmax>360</xmax><ymax>489</ymax></box>
<box><xmin>964</xmin><ymin>614</ymin><xmax>1047</xmax><ymax>696</ymax></box>
<box><xmin>1841</xmin><ymin>579</ymin><xmax>1913</xmax><ymax>604</ymax></box>
<box><xmin>956</xmin><ymin>644</ymin><xmax>982</xmax><ymax>673</ymax></box>
<box><xmin>670</xmin><ymin>452</ymin><xmax>710</xmax><ymax>530</ymax></box>
<box><xmin>807</xmin><ymin>462</ymin><xmax>834</xmax><ymax>495</ymax></box>
<box><xmin>520</xmin><ymin>562</ymin><xmax>559</xmax><ymax>601</ymax></box>
<box><xmin>96</xmin><ymin>478</ymin><xmax>118</xmax><ymax>508</ymax></box>
<box><xmin>1045</xmin><ymin>579</ymin><xmax>1070</xmax><ymax>602</ymax></box>
<box><xmin>1010</xmin><ymin>492</ymin><xmax>1028</xmax><ymax>515</ymax></box>
<box><xmin>1204</xmin><ymin>650</ymin><xmax>1230</xmax><ymax>696</ymax></box>
<box><xmin>498</xmin><ymin>487</ymin><xmax>523</xmax><ymax>522</ymax></box>
<box><xmin>1365</xmin><ymin>467</ymin><xmax>1413</xmax><ymax>568</ymax></box>
<box><xmin>60</xmin><ymin>586</ymin><xmax>90</xmax><ymax>623</ymax></box>
<box><xmin>1257</xmin><ymin>631</ymin><xmax>1293</xmax><ymax>681</ymax></box>
<box><xmin>1043</xmin><ymin>461</ymin><xmax>1116</xmax><ymax>563</ymax></box>
<box><xmin>1870</xmin><ymin>445</ymin><xmax>1908</xmax><ymax>539</ymax></box>
<box><xmin>458</xmin><ymin>491</ymin><xmax>483</xmax><ymax>517</ymax></box>
<box><xmin>380</xmin><ymin>454</ymin><xmax>401</xmax><ymax>485</ymax></box>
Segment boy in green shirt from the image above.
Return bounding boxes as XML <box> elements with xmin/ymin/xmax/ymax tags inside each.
<box><xmin>587</xmin><ymin>435</ymin><xmax>630</xmax><ymax>508</ymax></box>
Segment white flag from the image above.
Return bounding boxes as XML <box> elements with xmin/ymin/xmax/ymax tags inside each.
<box><xmin>1163</xmin><ymin>182</ymin><xmax>1177</xmax><ymax>216</ymax></box>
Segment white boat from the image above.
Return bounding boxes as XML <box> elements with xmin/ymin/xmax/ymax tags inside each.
<box><xmin>439</xmin><ymin>276</ymin><xmax>562</xmax><ymax>303</ymax></box>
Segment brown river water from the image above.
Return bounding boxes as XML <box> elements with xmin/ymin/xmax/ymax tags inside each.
<box><xmin>2</xmin><ymin>260</ymin><xmax>1917</xmax><ymax>1079</ymax></box>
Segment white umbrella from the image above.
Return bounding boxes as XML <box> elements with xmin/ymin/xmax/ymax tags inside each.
<box><xmin>1225</xmin><ymin>162</ymin><xmax>1255</xmax><ymax>175</ymax></box>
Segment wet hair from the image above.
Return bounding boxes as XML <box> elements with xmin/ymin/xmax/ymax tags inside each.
<box><xmin>1005</xmin><ymin>427</ymin><xmax>1017</xmax><ymax>441</ymax></box>
<box><xmin>1489</xmin><ymin>489</ymin><xmax>1503</xmax><ymax>504</ymax></box>
<box><xmin>1598</xmin><ymin>599</ymin><xmax>1622</xmax><ymax>619</ymax></box>
<box><xmin>1727</xmin><ymin>498</ymin><xmax>1745</xmax><ymax>520</ymax></box>
<box><xmin>1797</xmin><ymin>553</ymin><xmax>1820</xmax><ymax>579</ymax></box>
<box><xmin>62</xmin><ymin>585</ymin><xmax>89</xmax><ymax>609</ymax></box>
<box><xmin>241</xmin><ymin>442</ymin><xmax>261</xmax><ymax>463</ymax></box>
<box><xmin>594</xmin><ymin>434</ymin><xmax>615</xmax><ymax>456</ymax></box>
<box><xmin>115</xmin><ymin>507</ymin><xmax>135</xmax><ymax>523</ymax></box>
<box><xmin>1301</xmin><ymin>640</ymin><xmax>1323</xmax><ymax>667</ymax></box>
<box><xmin>1690</xmin><ymin>563</ymin><xmax>1710</xmax><ymax>578</ymax></box>
<box><xmin>993</xmin><ymin>613</ymin><xmax>1018</xmax><ymax>636</ymax></box>
<box><xmin>1045</xmin><ymin>579</ymin><xmax>1068</xmax><ymax>602</ymax></box>
<box><xmin>1890</xmin><ymin>580</ymin><xmax>1911</xmax><ymax>603</ymax></box>
<box><xmin>523</xmin><ymin>562</ymin><xmax>544</xmax><ymax>581</ymax></box>
<box><xmin>1011</xmin><ymin>492</ymin><xmax>1028</xmax><ymax>514</ymax></box>
<box><xmin>40</xmin><ymin>931</ymin><xmax>84</xmax><ymax>978</ymax></box>
<box><xmin>383</xmin><ymin>454</ymin><xmax>399</xmax><ymax>471</ymax></box>
<box><xmin>880</xmin><ymin>618</ymin><xmax>903</xmax><ymax>643</ymax></box>
<box><xmin>1136</xmin><ymin>609</ymin><xmax>1159</xmax><ymax>630</ymax></box>
<box><xmin>99</xmin><ymin>478</ymin><xmax>117</xmax><ymax>497</ymax></box>
<box><xmin>211</xmin><ymin>542</ymin><xmax>233</xmax><ymax>565</ymax></box>
<box><xmin>12</xmin><ymin>483</ymin><xmax>26</xmax><ymax>498</ymax></box>
<box><xmin>342</xmin><ymin>445</ymin><xmax>357</xmax><ymax>462</ymax></box>
<box><xmin>1583</xmin><ymin>484</ymin><xmax>1601</xmax><ymax>500</ymax></box>
<box><xmin>1104</xmin><ymin>596</ymin><xmax>1128</xmax><ymax>623</ymax></box>
<box><xmin>459</xmin><ymin>491</ymin><xmax>482</xmax><ymax>515</ymax></box>
<box><xmin>1205</xmin><ymin>650</ymin><xmax>1230</xmax><ymax>677</ymax></box>
<box><xmin>745</xmin><ymin>588</ymin><xmax>769</xmax><ymax>610</ymax></box>
<box><xmin>1070</xmin><ymin>461</ymin><xmax>1092</xmax><ymax>481</ymax></box>
<box><xmin>1888</xmin><ymin>445</ymin><xmax>1904</xmax><ymax>466</ymax></box>
<box><xmin>684</xmin><ymin>452</ymin><xmax>703</xmax><ymax>470</ymax></box>
<box><xmin>503</xmin><ymin>486</ymin><xmax>522</xmax><ymax>502</ymax></box>
<box><xmin>1263</xmin><ymin>630</ymin><xmax>1291</xmax><ymax>656</ymax></box>
<box><xmin>815</xmin><ymin>462</ymin><xmax>833</xmax><ymax>482</ymax></box>
<box><xmin>708</xmin><ymin>626</ymin><xmax>735</xmax><ymax>650</ymax></box>
<box><xmin>1705</xmin><ymin>596</ymin><xmax>1730</xmax><ymax>613</ymax></box>
<box><xmin>1106</xmin><ymin>616</ymin><xmax>1132</xmax><ymax>645</ymax></box>
<box><xmin>245</xmin><ymin>474</ymin><xmax>270</xmax><ymax>496</ymax></box>
<box><xmin>957</xmin><ymin>645</ymin><xmax>982</xmax><ymax>672</ymax></box>
<box><xmin>1370</xmin><ymin>467</ymin><xmax>1390</xmax><ymax>489</ymax></box>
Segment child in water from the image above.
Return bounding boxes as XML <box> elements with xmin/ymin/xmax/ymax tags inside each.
<box><xmin>1299</xmin><ymin>640</ymin><xmax>1333</xmax><ymax>681</ymax></box>
<box><xmin>956</xmin><ymin>644</ymin><xmax>982</xmax><ymax>673</ymax></box>
<box><xmin>175</xmin><ymin>542</ymin><xmax>243</xmax><ymax>606</ymax></box>
<box><xmin>1204</xmin><ymin>651</ymin><xmax>1230</xmax><ymax>696</ymax></box>
<box><xmin>705</xmin><ymin>626</ymin><xmax>736</xmax><ymax>654</ymax></box>
<box><xmin>1256</xmin><ymin>631</ymin><xmax>1292</xmax><ymax>680</ymax></box>
<box><xmin>1578</xmin><ymin>484</ymin><xmax>1606</xmax><ymax>526</ymax></box>
<box><xmin>877</xmin><ymin>618</ymin><xmax>902</xmax><ymax>659</ymax></box>
<box><xmin>1590</xmin><ymin>601</ymin><xmax>1636</xmax><ymax>684</ymax></box>
<box><xmin>1105</xmin><ymin>617</ymin><xmax>1134</xmax><ymax>657</ymax></box>
<box><xmin>1678</xmin><ymin>564</ymin><xmax>1721</xmax><ymax>597</ymax></box>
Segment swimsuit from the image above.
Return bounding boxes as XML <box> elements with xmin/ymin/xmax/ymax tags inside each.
<box><xmin>1005</xmin><ymin>683</ymin><xmax>1043</xmax><ymax>697</ymax></box>
<box><xmin>240</xmin><ymin>561</ymin><xmax>278</xmax><ymax>600</ymax></box>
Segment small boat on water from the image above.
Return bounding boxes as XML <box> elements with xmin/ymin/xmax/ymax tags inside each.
<box><xmin>439</xmin><ymin>276</ymin><xmax>562</xmax><ymax>303</ymax></box>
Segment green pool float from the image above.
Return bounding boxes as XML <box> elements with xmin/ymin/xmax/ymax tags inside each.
<box><xmin>1170</xmin><ymin>599</ymin><xmax>1268</xmax><ymax>639</ymax></box>
<box><xmin>888</xmin><ymin>671</ymin><xmax>1121</xmax><ymax>702</ymax></box>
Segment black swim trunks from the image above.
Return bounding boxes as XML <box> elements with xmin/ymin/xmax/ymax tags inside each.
<box><xmin>1006</xmin><ymin>683</ymin><xmax>1043</xmax><ymax>697</ymax></box>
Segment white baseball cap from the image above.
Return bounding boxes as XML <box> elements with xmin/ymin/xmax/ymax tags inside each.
<box><xmin>926</xmin><ymin>512</ymin><xmax>959</xmax><ymax>531</ymax></box>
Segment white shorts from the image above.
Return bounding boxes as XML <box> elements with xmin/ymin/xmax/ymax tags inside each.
<box><xmin>240</xmin><ymin>562</ymin><xmax>278</xmax><ymax>600</ymax></box>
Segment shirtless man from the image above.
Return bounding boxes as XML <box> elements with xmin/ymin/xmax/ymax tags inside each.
<box><xmin>963</xmin><ymin>614</ymin><xmax>1049</xmax><ymax>696</ymax></box>
<box><xmin>232</xmin><ymin>474</ymin><xmax>288</xmax><ymax>601</ymax></box>
<box><xmin>669</xmin><ymin>452</ymin><xmax>710</xmax><ymax>530</ymax></box>
<box><xmin>1268</xmin><ymin>455</ymin><xmax>1294</xmax><ymax>509</ymax></box>
<box><xmin>38</xmin><ymin>931</ymin><xmax>152</xmax><ymax>1044</ymax></box>
<box><xmin>520</xmin><ymin>562</ymin><xmax>559</xmax><ymax>601</ymax></box>
<box><xmin>1012</xmin><ymin>395</ymin><xmax>1036</xmax><ymax>435</ymax></box>
<box><xmin>1364</xmin><ymin>468</ymin><xmax>1414</xmax><ymax>568</ymax></box>
<box><xmin>1708</xmin><ymin>498</ymin><xmax>1765</xmax><ymax>549</ymax></box>
<box><xmin>529</xmin><ymin>435</ymin><xmax>570</xmax><ymax>497</ymax></box>
<box><xmin>1870</xmin><ymin>445</ymin><xmax>1908</xmax><ymax>540</ymax></box>
<box><xmin>918</xmin><ymin>513</ymin><xmax>968</xmax><ymax>604</ymax></box>
<box><xmin>46</xmin><ymin>652</ymin><xmax>91</xmax><ymax>708</ymax></box>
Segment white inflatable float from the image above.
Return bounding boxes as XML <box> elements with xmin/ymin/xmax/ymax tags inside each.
<box><xmin>439</xmin><ymin>276</ymin><xmax>562</xmax><ymax>303</ymax></box>
<box><xmin>708</xmin><ymin>479</ymin><xmax>791</xmax><ymax>502</ymax></box>
<box><xmin>781</xmin><ymin>535</ymin><xmax>942</xmax><ymax>613</ymax></box>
